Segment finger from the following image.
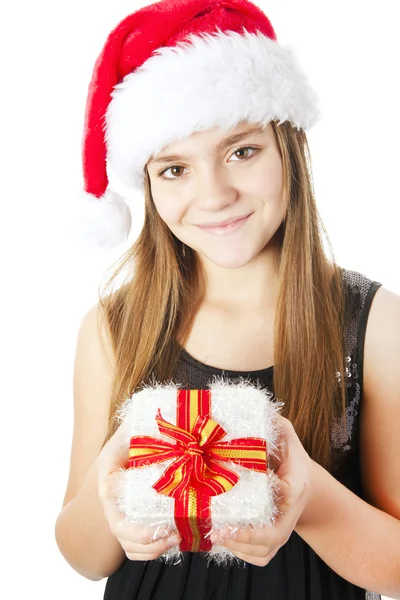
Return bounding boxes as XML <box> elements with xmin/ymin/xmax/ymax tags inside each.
<box><xmin>101</xmin><ymin>498</ymin><xmax>176</xmax><ymax>545</ymax></box>
<box><xmin>110</xmin><ymin>519</ymin><xmax>173</xmax><ymax>546</ymax></box>
<box><xmin>125</xmin><ymin>549</ymin><xmax>173</xmax><ymax>562</ymax></box>
<box><xmin>272</xmin><ymin>477</ymin><xmax>293</xmax><ymax>511</ymax></box>
<box><xmin>213</xmin><ymin>525</ymin><xmax>276</xmax><ymax>546</ymax></box>
<box><xmin>273</xmin><ymin>416</ymin><xmax>291</xmax><ymax>456</ymax></box>
<box><xmin>125</xmin><ymin>553</ymin><xmax>158</xmax><ymax>561</ymax></box>
<box><xmin>226</xmin><ymin>548</ymin><xmax>272</xmax><ymax>568</ymax></box>
<box><xmin>270</xmin><ymin>453</ymin><xmax>308</xmax><ymax>514</ymax></box>
<box><xmin>120</xmin><ymin>534</ymin><xmax>181</xmax><ymax>556</ymax></box>
<box><xmin>268</xmin><ymin>453</ymin><xmax>280</xmax><ymax>472</ymax></box>
<box><xmin>98</xmin><ymin>467</ymin><xmax>128</xmax><ymax>503</ymax></box>
<box><xmin>222</xmin><ymin>539</ymin><xmax>273</xmax><ymax>558</ymax></box>
<box><xmin>266</xmin><ymin>418</ymin><xmax>290</xmax><ymax>473</ymax></box>
<box><xmin>274</xmin><ymin>468</ymin><xmax>309</xmax><ymax>514</ymax></box>
<box><xmin>98</xmin><ymin>426</ymin><xmax>131</xmax><ymax>483</ymax></box>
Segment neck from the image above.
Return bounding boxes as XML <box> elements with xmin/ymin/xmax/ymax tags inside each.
<box><xmin>199</xmin><ymin>241</ymin><xmax>281</xmax><ymax>314</ymax></box>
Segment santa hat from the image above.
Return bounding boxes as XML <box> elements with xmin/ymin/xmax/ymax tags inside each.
<box><xmin>76</xmin><ymin>0</ymin><xmax>320</xmax><ymax>248</ymax></box>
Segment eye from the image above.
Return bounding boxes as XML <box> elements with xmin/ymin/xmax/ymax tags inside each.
<box><xmin>230</xmin><ymin>146</ymin><xmax>259</xmax><ymax>162</ymax></box>
<box><xmin>157</xmin><ymin>146</ymin><xmax>259</xmax><ymax>182</ymax></box>
<box><xmin>158</xmin><ymin>165</ymin><xmax>187</xmax><ymax>181</ymax></box>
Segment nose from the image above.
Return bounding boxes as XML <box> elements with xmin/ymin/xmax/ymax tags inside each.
<box><xmin>194</xmin><ymin>164</ymin><xmax>238</xmax><ymax>212</ymax></box>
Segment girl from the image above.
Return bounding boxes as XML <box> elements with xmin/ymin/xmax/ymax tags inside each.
<box><xmin>55</xmin><ymin>0</ymin><xmax>400</xmax><ymax>599</ymax></box>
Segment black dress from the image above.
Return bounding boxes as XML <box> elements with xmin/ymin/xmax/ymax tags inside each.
<box><xmin>103</xmin><ymin>268</ymin><xmax>383</xmax><ymax>600</ymax></box>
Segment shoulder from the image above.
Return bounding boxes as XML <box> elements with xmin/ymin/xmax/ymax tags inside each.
<box><xmin>363</xmin><ymin>284</ymin><xmax>400</xmax><ymax>398</ymax></box>
<box><xmin>61</xmin><ymin>300</ymin><xmax>116</xmax><ymax>507</ymax></box>
<box><xmin>77</xmin><ymin>300</ymin><xmax>116</xmax><ymax>374</ymax></box>
<box><xmin>340</xmin><ymin>267</ymin><xmax>378</xmax><ymax>307</ymax></box>
<box><xmin>339</xmin><ymin>268</ymin><xmax>383</xmax><ymax>364</ymax></box>
<box><xmin>359</xmin><ymin>282</ymin><xmax>400</xmax><ymax>518</ymax></box>
<box><xmin>340</xmin><ymin>266</ymin><xmax>399</xmax><ymax>400</ymax></box>
<box><xmin>337</xmin><ymin>265</ymin><xmax>399</xmax><ymax>394</ymax></box>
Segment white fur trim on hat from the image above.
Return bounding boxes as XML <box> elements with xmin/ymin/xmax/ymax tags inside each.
<box><xmin>105</xmin><ymin>29</ymin><xmax>320</xmax><ymax>191</ymax></box>
<box><xmin>66</xmin><ymin>190</ymin><xmax>132</xmax><ymax>249</ymax></box>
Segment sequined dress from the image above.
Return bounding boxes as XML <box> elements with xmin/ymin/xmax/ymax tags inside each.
<box><xmin>103</xmin><ymin>268</ymin><xmax>382</xmax><ymax>600</ymax></box>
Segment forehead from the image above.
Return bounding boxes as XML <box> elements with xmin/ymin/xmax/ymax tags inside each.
<box><xmin>147</xmin><ymin>122</ymin><xmax>271</xmax><ymax>166</ymax></box>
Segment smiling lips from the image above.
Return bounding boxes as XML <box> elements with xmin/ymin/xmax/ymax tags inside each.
<box><xmin>196</xmin><ymin>212</ymin><xmax>253</xmax><ymax>235</ymax></box>
<box><xmin>199</xmin><ymin>213</ymin><xmax>252</xmax><ymax>227</ymax></box>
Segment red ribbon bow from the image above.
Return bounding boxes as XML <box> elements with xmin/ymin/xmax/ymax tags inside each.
<box><xmin>129</xmin><ymin>408</ymin><xmax>267</xmax><ymax>500</ymax></box>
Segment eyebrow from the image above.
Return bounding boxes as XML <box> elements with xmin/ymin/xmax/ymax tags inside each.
<box><xmin>147</xmin><ymin>125</ymin><xmax>266</xmax><ymax>166</ymax></box>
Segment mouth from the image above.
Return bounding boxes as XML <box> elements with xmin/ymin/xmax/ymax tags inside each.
<box><xmin>196</xmin><ymin>212</ymin><xmax>253</xmax><ymax>235</ymax></box>
<box><xmin>198</xmin><ymin>213</ymin><xmax>252</xmax><ymax>227</ymax></box>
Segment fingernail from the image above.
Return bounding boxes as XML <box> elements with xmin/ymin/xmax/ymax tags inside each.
<box><xmin>166</xmin><ymin>536</ymin><xmax>180</xmax><ymax>547</ymax></box>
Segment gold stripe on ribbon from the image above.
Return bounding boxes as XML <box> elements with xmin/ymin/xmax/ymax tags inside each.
<box><xmin>188</xmin><ymin>486</ymin><xmax>201</xmax><ymax>552</ymax></box>
<box><xmin>213</xmin><ymin>448</ymin><xmax>267</xmax><ymax>460</ymax></box>
<box><xmin>198</xmin><ymin>418</ymin><xmax>219</xmax><ymax>446</ymax></box>
<box><xmin>157</xmin><ymin>461</ymin><xmax>186</xmax><ymax>496</ymax></box>
<box><xmin>189</xmin><ymin>390</ymin><xmax>199</xmax><ymax>432</ymax></box>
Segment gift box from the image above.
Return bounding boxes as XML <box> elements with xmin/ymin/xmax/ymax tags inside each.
<box><xmin>115</xmin><ymin>377</ymin><xmax>282</xmax><ymax>563</ymax></box>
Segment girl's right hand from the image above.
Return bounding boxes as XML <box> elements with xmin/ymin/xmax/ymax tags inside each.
<box><xmin>96</xmin><ymin>419</ymin><xmax>181</xmax><ymax>561</ymax></box>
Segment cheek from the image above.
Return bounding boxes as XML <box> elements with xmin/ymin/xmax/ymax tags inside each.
<box><xmin>152</xmin><ymin>190</ymin><xmax>187</xmax><ymax>226</ymax></box>
<box><xmin>257</xmin><ymin>152</ymin><xmax>284</xmax><ymax>202</ymax></box>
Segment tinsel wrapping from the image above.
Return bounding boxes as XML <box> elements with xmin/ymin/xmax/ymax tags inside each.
<box><xmin>113</xmin><ymin>375</ymin><xmax>284</xmax><ymax>565</ymax></box>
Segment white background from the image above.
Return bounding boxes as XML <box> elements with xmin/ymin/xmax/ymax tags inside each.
<box><xmin>1</xmin><ymin>0</ymin><xmax>398</xmax><ymax>598</ymax></box>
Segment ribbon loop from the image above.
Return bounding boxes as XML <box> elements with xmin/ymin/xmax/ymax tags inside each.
<box><xmin>129</xmin><ymin>409</ymin><xmax>267</xmax><ymax>499</ymax></box>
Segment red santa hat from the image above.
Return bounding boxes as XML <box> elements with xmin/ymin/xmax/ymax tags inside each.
<box><xmin>76</xmin><ymin>0</ymin><xmax>320</xmax><ymax>248</ymax></box>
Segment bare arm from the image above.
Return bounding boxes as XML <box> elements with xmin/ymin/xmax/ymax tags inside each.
<box><xmin>54</xmin><ymin>302</ymin><xmax>125</xmax><ymax>581</ymax></box>
<box><xmin>295</xmin><ymin>459</ymin><xmax>400</xmax><ymax>598</ymax></box>
<box><xmin>295</xmin><ymin>286</ymin><xmax>400</xmax><ymax>598</ymax></box>
<box><xmin>55</xmin><ymin>455</ymin><xmax>126</xmax><ymax>581</ymax></box>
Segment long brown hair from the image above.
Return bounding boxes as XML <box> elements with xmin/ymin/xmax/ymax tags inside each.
<box><xmin>96</xmin><ymin>120</ymin><xmax>347</xmax><ymax>473</ymax></box>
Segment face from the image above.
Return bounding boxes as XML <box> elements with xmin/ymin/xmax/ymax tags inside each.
<box><xmin>146</xmin><ymin>121</ymin><xmax>286</xmax><ymax>269</ymax></box>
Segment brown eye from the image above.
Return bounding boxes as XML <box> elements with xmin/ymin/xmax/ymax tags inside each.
<box><xmin>159</xmin><ymin>165</ymin><xmax>186</xmax><ymax>180</ymax></box>
<box><xmin>231</xmin><ymin>147</ymin><xmax>258</xmax><ymax>161</ymax></box>
<box><xmin>235</xmin><ymin>148</ymin><xmax>250</xmax><ymax>159</ymax></box>
<box><xmin>170</xmin><ymin>166</ymin><xmax>184</xmax><ymax>176</ymax></box>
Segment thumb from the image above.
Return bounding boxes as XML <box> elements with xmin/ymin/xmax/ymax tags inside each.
<box><xmin>268</xmin><ymin>414</ymin><xmax>290</xmax><ymax>472</ymax></box>
<box><xmin>98</xmin><ymin>420</ymin><xmax>131</xmax><ymax>485</ymax></box>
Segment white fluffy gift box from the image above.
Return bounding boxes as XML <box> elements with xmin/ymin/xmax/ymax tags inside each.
<box><xmin>115</xmin><ymin>377</ymin><xmax>283</xmax><ymax>564</ymax></box>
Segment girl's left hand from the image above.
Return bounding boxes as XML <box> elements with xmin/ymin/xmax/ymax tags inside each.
<box><xmin>210</xmin><ymin>414</ymin><xmax>313</xmax><ymax>567</ymax></box>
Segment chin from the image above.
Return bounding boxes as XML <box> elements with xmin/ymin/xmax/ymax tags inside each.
<box><xmin>200</xmin><ymin>245</ymin><xmax>259</xmax><ymax>269</ymax></box>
